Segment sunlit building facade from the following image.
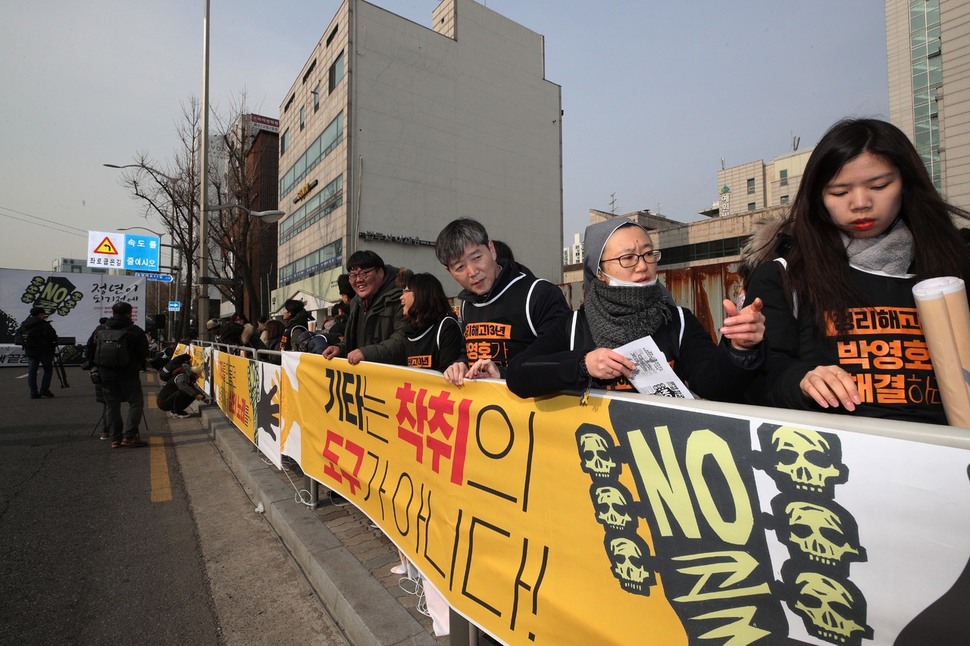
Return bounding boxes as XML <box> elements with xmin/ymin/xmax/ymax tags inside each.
<box><xmin>271</xmin><ymin>0</ymin><xmax>563</xmax><ymax>311</ymax></box>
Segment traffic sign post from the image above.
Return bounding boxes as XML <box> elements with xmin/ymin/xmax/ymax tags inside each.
<box><xmin>86</xmin><ymin>230</ymin><xmax>161</xmax><ymax>272</ymax></box>
<box><xmin>123</xmin><ymin>234</ymin><xmax>161</xmax><ymax>272</ymax></box>
<box><xmin>168</xmin><ymin>301</ymin><xmax>181</xmax><ymax>312</ymax></box>
<box><xmin>139</xmin><ymin>273</ymin><xmax>174</xmax><ymax>283</ymax></box>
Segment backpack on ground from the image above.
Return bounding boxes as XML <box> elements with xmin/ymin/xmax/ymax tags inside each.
<box><xmin>94</xmin><ymin>328</ymin><xmax>131</xmax><ymax>369</ymax></box>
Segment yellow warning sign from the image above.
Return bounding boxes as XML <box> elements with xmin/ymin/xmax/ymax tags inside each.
<box><xmin>94</xmin><ymin>236</ymin><xmax>119</xmax><ymax>255</ymax></box>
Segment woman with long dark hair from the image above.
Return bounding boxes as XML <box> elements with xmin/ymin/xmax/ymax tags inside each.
<box><xmin>397</xmin><ymin>270</ymin><xmax>463</xmax><ymax>372</ymax></box>
<box><xmin>743</xmin><ymin>117</ymin><xmax>970</xmax><ymax>423</ymax></box>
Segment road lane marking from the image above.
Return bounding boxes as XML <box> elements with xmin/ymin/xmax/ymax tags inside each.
<box><xmin>150</xmin><ymin>436</ymin><xmax>173</xmax><ymax>503</ymax></box>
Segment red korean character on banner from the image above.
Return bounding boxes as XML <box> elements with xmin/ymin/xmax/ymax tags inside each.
<box><xmin>395</xmin><ymin>382</ymin><xmax>471</xmax><ymax>485</ymax></box>
<box><xmin>321</xmin><ymin>429</ymin><xmax>365</xmax><ymax>495</ymax></box>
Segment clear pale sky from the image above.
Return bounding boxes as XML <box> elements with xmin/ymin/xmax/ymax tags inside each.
<box><xmin>0</xmin><ymin>0</ymin><xmax>888</xmax><ymax>271</ymax></box>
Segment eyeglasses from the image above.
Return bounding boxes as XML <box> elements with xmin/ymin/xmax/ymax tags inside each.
<box><xmin>600</xmin><ymin>250</ymin><xmax>662</xmax><ymax>268</ymax></box>
<box><xmin>348</xmin><ymin>267</ymin><xmax>376</xmax><ymax>281</ymax></box>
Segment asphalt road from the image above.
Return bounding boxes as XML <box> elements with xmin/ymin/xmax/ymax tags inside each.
<box><xmin>0</xmin><ymin>364</ymin><xmax>346</xmax><ymax>645</ymax></box>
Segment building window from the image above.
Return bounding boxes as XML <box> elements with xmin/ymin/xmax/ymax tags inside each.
<box><xmin>279</xmin><ymin>112</ymin><xmax>344</xmax><ymax>198</ymax></box>
<box><xmin>746</xmin><ymin>178</ymin><xmax>755</xmax><ymax>194</ymax></box>
<box><xmin>747</xmin><ymin>202</ymin><xmax>756</xmax><ymax>211</ymax></box>
<box><xmin>284</xmin><ymin>93</ymin><xmax>295</xmax><ymax>113</ymax></box>
<box><xmin>302</xmin><ymin>59</ymin><xmax>316</xmax><ymax>84</ymax></box>
<box><xmin>280</xmin><ymin>128</ymin><xmax>289</xmax><ymax>156</ymax></box>
<box><xmin>300</xmin><ymin>107</ymin><xmax>305</xmax><ymax>131</ymax></box>
<box><xmin>329</xmin><ymin>51</ymin><xmax>345</xmax><ymax>93</ymax></box>
<box><xmin>313</xmin><ymin>83</ymin><xmax>320</xmax><ymax>112</ymax></box>
<box><xmin>779</xmin><ymin>169</ymin><xmax>788</xmax><ymax>186</ymax></box>
<box><xmin>780</xmin><ymin>195</ymin><xmax>789</xmax><ymax>205</ymax></box>
<box><xmin>326</xmin><ymin>25</ymin><xmax>338</xmax><ymax>47</ymax></box>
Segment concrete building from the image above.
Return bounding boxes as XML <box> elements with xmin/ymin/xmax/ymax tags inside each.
<box><xmin>886</xmin><ymin>0</ymin><xmax>970</xmax><ymax>211</ymax></box>
<box><xmin>563</xmin><ymin>232</ymin><xmax>583</xmax><ymax>266</ymax></box>
<box><xmin>223</xmin><ymin>113</ymin><xmax>280</xmax><ymax>320</ymax></box>
<box><xmin>712</xmin><ymin>148</ymin><xmax>812</xmax><ymax>218</ymax></box>
<box><xmin>271</xmin><ymin>0</ymin><xmax>563</xmax><ymax>313</ymax></box>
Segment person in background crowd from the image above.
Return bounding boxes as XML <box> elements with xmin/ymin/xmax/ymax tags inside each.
<box><xmin>742</xmin><ymin>117</ymin><xmax>970</xmax><ymax>424</ymax></box>
<box><xmin>337</xmin><ymin>273</ymin><xmax>354</xmax><ymax>305</ymax></box>
<box><xmin>506</xmin><ymin>219</ymin><xmax>766</xmax><ymax>402</ymax></box>
<box><xmin>205</xmin><ymin>318</ymin><xmax>222</xmax><ymax>342</ymax></box>
<box><xmin>261</xmin><ymin>319</ymin><xmax>285</xmax><ymax>362</ymax></box>
<box><xmin>96</xmin><ymin>301</ymin><xmax>150</xmax><ymax>448</ymax></box>
<box><xmin>327</xmin><ymin>301</ymin><xmax>349</xmax><ymax>341</ymax></box>
<box><xmin>236</xmin><ymin>313</ymin><xmax>265</xmax><ymax>356</ymax></box>
<box><xmin>434</xmin><ymin>218</ymin><xmax>570</xmax><ymax>385</ymax></box>
<box><xmin>18</xmin><ymin>306</ymin><xmax>58</xmax><ymax>399</ymax></box>
<box><xmin>491</xmin><ymin>239</ymin><xmax>516</xmax><ymax>265</ymax></box>
<box><xmin>217</xmin><ymin>320</ymin><xmax>244</xmax><ymax>346</ymax></box>
<box><xmin>279</xmin><ymin>299</ymin><xmax>314</xmax><ymax>351</ymax></box>
<box><xmin>322</xmin><ymin>250</ymin><xmax>407</xmax><ymax>366</ymax></box>
<box><xmin>397</xmin><ymin>270</ymin><xmax>464</xmax><ymax>371</ymax></box>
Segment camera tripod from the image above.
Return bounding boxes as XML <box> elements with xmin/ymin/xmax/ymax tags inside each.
<box><xmin>90</xmin><ymin>398</ymin><xmax>151</xmax><ymax>438</ymax></box>
<box><xmin>52</xmin><ymin>346</ymin><xmax>69</xmax><ymax>389</ymax></box>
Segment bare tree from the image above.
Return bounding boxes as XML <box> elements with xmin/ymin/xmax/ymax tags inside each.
<box><xmin>116</xmin><ymin>99</ymin><xmax>203</xmax><ymax>339</ymax></box>
<box><xmin>116</xmin><ymin>93</ymin><xmax>278</xmax><ymax>330</ymax></box>
<box><xmin>207</xmin><ymin>94</ymin><xmax>273</xmax><ymax>322</ymax></box>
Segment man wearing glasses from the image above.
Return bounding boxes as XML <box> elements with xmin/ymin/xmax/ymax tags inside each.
<box><xmin>322</xmin><ymin>250</ymin><xmax>407</xmax><ymax>365</ymax></box>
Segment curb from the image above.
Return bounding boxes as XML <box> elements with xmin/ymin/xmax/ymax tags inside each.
<box><xmin>199</xmin><ymin>406</ymin><xmax>437</xmax><ymax>646</ymax></box>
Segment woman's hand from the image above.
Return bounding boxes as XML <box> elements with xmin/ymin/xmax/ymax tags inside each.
<box><xmin>800</xmin><ymin>365</ymin><xmax>862</xmax><ymax>411</ymax></box>
<box><xmin>466</xmin><ymin>359</ymin><xmax>500</xmax><ymax>380</ymax></box>
<box><xmin>583</xmin><ymin>348</ymin><xmax>635</xmax><ymax>381</ymax></box>
<box><xmin>720</xmin><ymin>297</ymin><xmax>765</xmax><ymax>350</ymax></box>
<box><xmin>443</xmin><ymin>361</ymin><xmax>468</xmax><ymax>385</ymax></box>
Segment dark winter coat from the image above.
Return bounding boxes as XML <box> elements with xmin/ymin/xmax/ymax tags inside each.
<box><xmin>19</xmin><ymin>314</ymin><xmax>58</xmax><ymax>359</ymax></box>
<box><xmin>338</xmin><ymin>266</ymin><xmax>407</xmax><ymax>365</ymax></box>
<box><xmin>280</xmin><ymin>310</ymin><xmax>315</xmax><ymax>351</ymax></box>
<box><xmin>93</xmin><ymin>315</ymin><xmax>150</xmax><ymax>382</ymax></box>
<box><xmin>507</xmin><ymin>304</ymin><xmax>764</xmax><ymax>402</ymax></box>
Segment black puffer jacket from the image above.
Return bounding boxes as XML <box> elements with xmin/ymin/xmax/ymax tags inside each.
<box><xmin>19</xmin><ymin>314</ymin><xmax>58</xmax><ymax>358</ymax></box>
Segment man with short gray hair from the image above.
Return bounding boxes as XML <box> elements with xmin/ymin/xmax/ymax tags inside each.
<box><xmin>435</xmin><ymin>218</ymin><xmax>570</xmax><ymax>385</ymax></box>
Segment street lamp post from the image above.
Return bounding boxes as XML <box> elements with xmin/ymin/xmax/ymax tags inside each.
<box><xmin>206</xmin><ymin>204</ymin><xmax>286</xmax><ymax>223</ymax></box>
<box><xmin>198</xmin><ymin>0</ymin><xmax>212</xmax><ymax>339</ymax></box>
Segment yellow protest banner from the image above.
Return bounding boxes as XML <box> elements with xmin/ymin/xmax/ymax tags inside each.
<box><xmin>205</xmin><ymin>348</ymin><xmax>970</xmax><ymax>645</ymax></box>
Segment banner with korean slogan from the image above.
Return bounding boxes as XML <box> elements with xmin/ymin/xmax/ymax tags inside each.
<box><xmin>245</xmin><ymin>350</ymin><xmax>970</xmax><ymax>645</ymax></box>
<box><xmin>211</xmin><ymin>350</ymin><xmax>282</xmax><ymax>469</ymax></box>
<box><xmin>211</xmin><ymin>351</ymin><xmax>256</xmax><ymax>441</ymax></box>
<box><xmin>0</xmin><ymin>268</ymin><xmax>146</xmax><ymax>366</ymax></box>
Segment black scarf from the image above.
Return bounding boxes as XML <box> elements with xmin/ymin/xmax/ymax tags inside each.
<box><xmin>585</xmin><ymin>280</ymin><xmax>671</xmax><ymax>348</ymax></box>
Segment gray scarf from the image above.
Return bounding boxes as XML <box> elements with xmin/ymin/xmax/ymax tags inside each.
<box><xmin>842</xmin><ymin>219</ymin><xmax>914</xmax><ymax>275</ymax></box>
<box><xmin>585</xmin><ymin>279</ymin><xmax>671</xmax><ymax>348</ymax></box>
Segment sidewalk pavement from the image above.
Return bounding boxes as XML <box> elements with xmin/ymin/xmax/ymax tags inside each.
<box><xmin>193</xmin><ymin>404</ymin><xmax>449</xmax><ymax>646</ymax></box>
